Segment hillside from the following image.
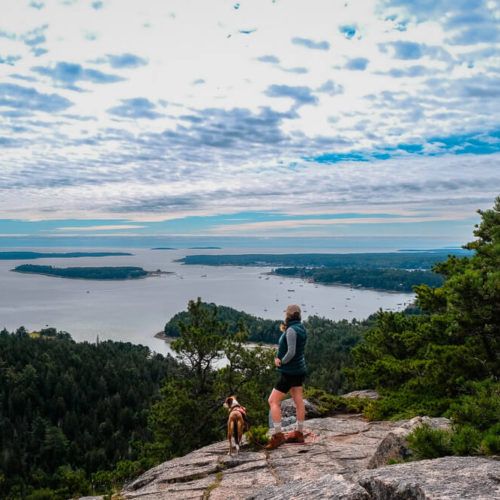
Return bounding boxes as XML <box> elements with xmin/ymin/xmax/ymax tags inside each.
<box><xmin>0</xmin><ymin>329</ymin><xmax>180</xmax><ymax>499</ymax></box>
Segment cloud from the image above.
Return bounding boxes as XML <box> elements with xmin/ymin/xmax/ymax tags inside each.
<box><xmin>55</xmin><ymin>224</ymin><xmax>144</xmax><ymax>231</ymax></box>
<box><xmin>265</xmin><ymin>84</ymin><xmax>318</xmax><ymax>107</ymax></box>
<box><xmin>386</xmin><ymin>41</ymin><xmax>423</xmax><ymax>59</ymax></box>
<box><xmin>108</xmin><ymin>97</ymin><xmax>163</xmax><ymax>119</ymax></box>
<box><xmin>0</xmin><ymin>55</ymin><xmax>21</xmax><ymax>65</ymax></box>
<box><xmin>1</xmin><ymin>0</ymin><xmax>499</xmax><ymax>235</ymax></box>
<box><xmin>0</xmin><ymin>83</ymin><xmax>73</xmax><ymax>112</ymax></box>
<box><xmin>32</xmin><ymin>62</ymin><xmax>125</xmax><ymax>89</ymax></box>
<box><xmin>383</xmin><ymin>65</ymin><xmax>429</xmax><ymax>78</ymax></box>
<box><xmin>282</xmin><ymin>66</ymin><xmax>308</xmax><ymax>74</ymax></box>
<box><xmin>382</xmin><ymin>0</ymin><xmax>499</xmax><ymax>46</ymax></box>
<box><xmin>29</xmin><ymin>1</ymin><xmax>44</xmax><ymax>9</ymax></box>
<box><xmin>257</xmin><ymin>54</ymin><xmax>280</xmax><ymax>64</ymax></box>
<box><xmin>291</xmin><ymin>37</ymin><xmax>330</xmax><ymax>50</ymax></box>
<box><xmin>317</xmin><ymin>80</ymin><xmax>344</xmax><ymax>95</ymax></box>
<box><xmin>339</xmin><ymin>25</ymin><xmax>357</xmax><ymax>39</ymax></box>
<box><xmin>345</xmin><ymin>57</ymin><xmax>369</xmax><ymax>70</ymax></box>
<box><xmin>105</xmin><ymin>53</ymin><xmax>148</xmax><ymax>69</ymax></box>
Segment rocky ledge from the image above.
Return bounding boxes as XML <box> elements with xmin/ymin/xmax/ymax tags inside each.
<box><xmin>118</xmin><ymin>410</ymin><xmax>499</xmax><ymax>499</ymax></box>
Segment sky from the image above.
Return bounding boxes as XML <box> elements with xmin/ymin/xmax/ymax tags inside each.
<box><xmin>0</xmin><ymin>0</ymin><xmax>499</xmax><ymax>244</ymax></box>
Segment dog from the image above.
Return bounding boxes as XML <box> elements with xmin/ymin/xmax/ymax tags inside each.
<box><xmin>223</xmin><ymin>395</ymin><xmax>249</xmax><ymax>456</ymax></box>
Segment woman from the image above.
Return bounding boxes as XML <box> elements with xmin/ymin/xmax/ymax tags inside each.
<box><xmin>266</xmin><ymin>304</ymin><xmax>307</xmax><ymax>450</ymax></box>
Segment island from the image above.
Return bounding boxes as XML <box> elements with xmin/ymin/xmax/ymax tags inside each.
<box><xmin>177</xmin><ymin>250</ymin><xmax>470</xmax><ymax>269</ymax></box>
<box><xmin>151</xmin><ymin>247</ymin><xmax>177</xmax><ymax>250</ymax></box>
<box><xmin>0</xmin><ymin>251</ymin><xmax>132</xmax><ymax>260</ymax></box>
<box><xmin>187</xmin><ymin>246</ymin><xmax>222</xmax><ymax>249</ymax></box>
<box><xmin>12</xmin><ymin>264</ymin><xmax>172</xmax><ymax>280</ymax></box>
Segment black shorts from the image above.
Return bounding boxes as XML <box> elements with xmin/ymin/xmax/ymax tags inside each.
<box><xmin>275</xmin><ymin>372</ymin><xmax>306</xmax><ymax>394</ymax></box>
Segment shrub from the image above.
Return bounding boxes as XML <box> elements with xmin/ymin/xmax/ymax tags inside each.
<box><xmin>480</xmin><ymin>423</ymin><xmax>500</xmax><ymax>455</ymax></box>
<box><xmin>406</xmin><ymin>424</ymin><xmax>452</xmax><ymax>460</ymax></box>
<box><xmin>448</xmin><ymin>379</ymin><xmax>500</xmax><ymax>431</ymax></box>
<box><xmin>450</xmin><ymin>425</ymin><xmax>482</xmax><ymax>456</ymax></box>
<box><xmin>304</xmin><ymin>387</ymin><xmax>343</xmax><ymax>415</ymax></box>
<box><xmin>245</xmin><ymin>426</ymin><xmax>269</xmax><ymax>450</ymax></box>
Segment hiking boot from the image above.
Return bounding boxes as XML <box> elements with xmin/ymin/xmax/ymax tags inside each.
<box><xmin>265</xmin><ymin>432</ymin><xmax>286</xmax><ymax>450</ymax></box>
<box><xmin>286</xmin><ymin>430</ymin><xmax>305</xmax><ymax>443</ymax></box>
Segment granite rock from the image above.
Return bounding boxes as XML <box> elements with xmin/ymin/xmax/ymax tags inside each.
<box><xmin>118</xmin><ymin>414</ymin><xmax>496</xmax><ymax>500</ymax></box>
<box><xmin>342</xmin><ymin>390</ymin><xmax>380</xmax><ymax>400</ymax></box>
<box><xmin>356</xmin><ymin>456</ymin><xmax>500</xmax><ymax>499</ymax></box>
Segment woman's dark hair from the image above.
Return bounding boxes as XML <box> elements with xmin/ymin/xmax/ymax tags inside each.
<box><xmin>285</xmin><ymin>311</ymin><xmax>301</xmax><ymax>326</ymax></box>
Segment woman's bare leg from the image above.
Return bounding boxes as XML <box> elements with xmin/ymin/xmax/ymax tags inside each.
<box><xmin>268</xmin><ymin>389</ymin><xmax>286</xmax><ymax>430</ymax></box>
<box><xmin>290</xmin><ymin>386</ymin><xmax>305</xmax><ymax>430</ymax></box>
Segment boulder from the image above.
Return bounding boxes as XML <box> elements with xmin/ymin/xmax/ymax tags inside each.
<box><xmin>280</xmin><ymin>398</ymin><xmax>321</xmax><ymax>419</ymax></box>
<box><xmin>342</xmin><ymin>390</ymin><xmax>379</xmax><ymax>400</ymax></box>
<box><xmin>367</xmin><ymin>416</ymin><xmax>451</xmax><ymax>469</ymax></box>
<box><xmin>356</xmin><ymin>456</ymin><xmax>500</xmax><ymax>499</ymax></box>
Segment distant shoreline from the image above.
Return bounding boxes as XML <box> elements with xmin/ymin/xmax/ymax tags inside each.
<box><xmin>0</xmin><ymin>251</ymin><xmax>132</xmax><ymax>260</ymax></box>
<box><xmin>154</xmin><ymin>331</ymin><xmax>277</xmax><ymax>349</ymax></box>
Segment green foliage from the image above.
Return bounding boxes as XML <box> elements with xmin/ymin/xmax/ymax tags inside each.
<box><xmin>304</xmin><ymin>316</ymin><xmax>368</xmax><ymax>394</ymax></box>
<box><xmin>165</xmin><ymin>301</ymin><xmax>282</xmax><ymax>344</ymax></box>
<box><xmin>0</xmin><ymin>328</ymin><xmax>179</xmax><ymax>499</ymax></box>
<box><xmin>350</xmin><ymin>197</ymin><xmax>500</xmax><ymax>456</ymax></box>
<box><xmin>406</xmin><ymin>424</ymin><xmax>452</xmax><ymax>460</ymax></box>
<box><xmin>274</xmin><ymin>267</ymin><xmax>444</xmax><ymax>292</ymax></box>
<box><xmin>303</xmin><ymin>387</ymin><xmax>373</xmax><ymax>416</ymax></box>
<box><xmin>447</xmin><ymin>379</ymin><xmax>500</xmax><ymax>431</ymax></box>
<box><xmin>245</xmin><ymin>426</ymin><xmax>270</xmax><ymax>449</ymax></box>
<box><xmin>304</xmin><ymin>387</ymin><xmax>344</xmax><ymax>415</ymax></box>
<box><xmin>13</xmin><ymin>264</ymin><xmax>148</xmax><ymax>280</ymax></box>
<box><xmin>480</xmin><ymin>424</ymin><xmax>500</xmax><ymax>455</ymax></box>
<box><xmin>179</xmin><ymin>250</ymin><xmax>470</xmax><ymax>269</ymax></box>
<box><xmin>148</xmin><ymin>298</ymin><xmax>275</xmax><ymax>463</ymax></box>
<box><xmin>450</xmin><ymin>426</ymin><xmax>482</xmax><ymax>456</ymax></box>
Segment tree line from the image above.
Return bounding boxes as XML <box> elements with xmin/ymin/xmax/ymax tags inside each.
<box><xmin>13</xmin><ymin>264</ymin><xmax>148</xmax><ymax>280</ymax></box>
<box><xmin>273</xmin><ymin>266</ymin><xmax>444</xmax><ymax>292</ymax></box>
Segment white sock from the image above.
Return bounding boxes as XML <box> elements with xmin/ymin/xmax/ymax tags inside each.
<box><xmin>297</xmin><ymin>420</ymin><xmax>304</xmax><ymax>432</ymax></box>
<box><xmin>273</xmin><ymin>422</ymin><xmax>282</xmax><ymax>434</ymax></box>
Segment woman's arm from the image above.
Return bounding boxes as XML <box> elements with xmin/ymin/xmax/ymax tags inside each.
<box><xmin>280</xmin><ymin>327</ymin><xmax>297</xmax><ymax>364</ymax></box>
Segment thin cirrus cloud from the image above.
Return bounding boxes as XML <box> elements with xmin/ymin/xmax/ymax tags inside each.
<box><xmin>0</xmin><ymin>0</ymin><xmax>499</xmax><ymax>239</ymax></box>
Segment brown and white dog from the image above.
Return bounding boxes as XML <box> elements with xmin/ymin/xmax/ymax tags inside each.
<box><xmin>223</xmin><ymin>395</ymin><xmax>248</xmax><ymax>456</ymax></box>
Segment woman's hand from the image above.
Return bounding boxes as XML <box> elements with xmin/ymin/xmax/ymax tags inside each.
<box><xmin>274</xmin><ymin>357</ymin><xmax>282</xmax><ymax>367</ymax></box>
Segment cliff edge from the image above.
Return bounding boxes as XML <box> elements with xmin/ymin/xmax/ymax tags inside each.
<box><xmin>117</xmin><ymin>413</ymin><xmax>499</xmax><ymax>499</ymax></box>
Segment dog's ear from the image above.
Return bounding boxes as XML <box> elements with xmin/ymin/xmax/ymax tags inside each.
<box><xmin>223</xmin><ymin>396</ymin><xmax>233</xmax><ymax>409</ymax></box>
